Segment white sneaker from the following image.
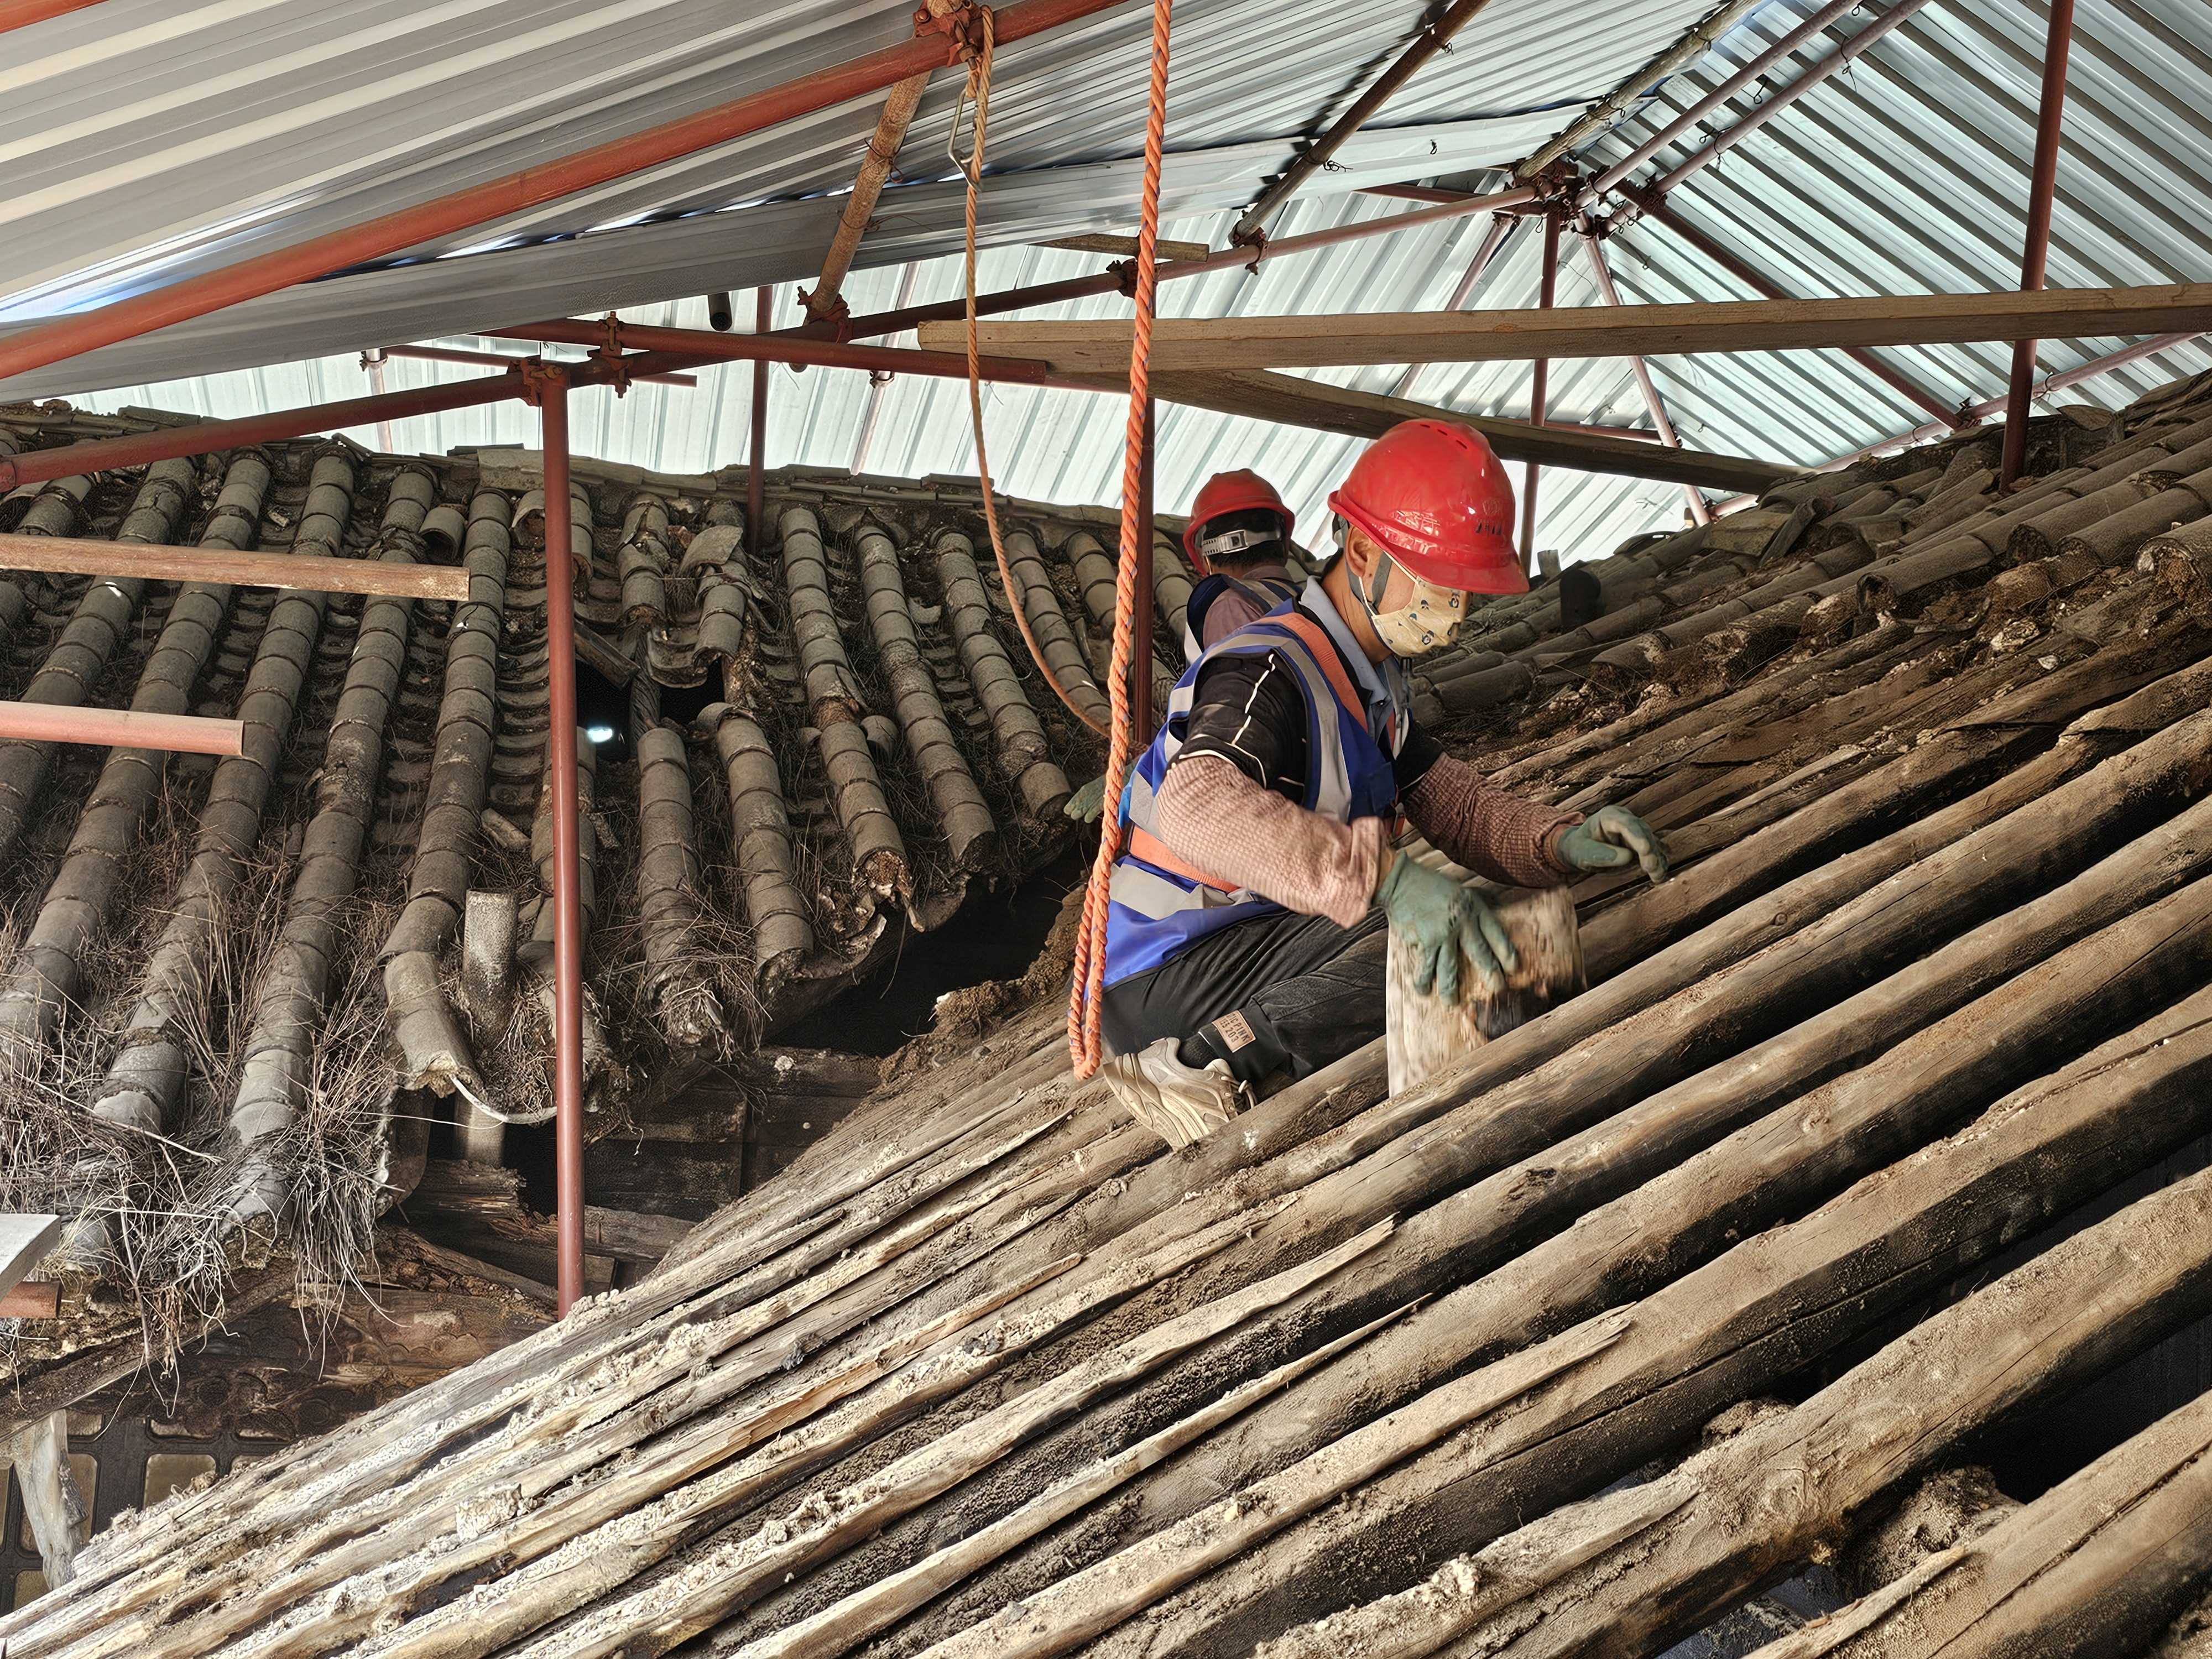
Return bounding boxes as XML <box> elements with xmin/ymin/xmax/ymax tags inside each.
<box><xmin>1103</xmin><ymin>1037</ymin><xmax>1250</xmax><ymax>1149</ymax></box>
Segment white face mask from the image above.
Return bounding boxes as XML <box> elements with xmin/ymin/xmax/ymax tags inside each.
<box><xmin>1358</xmin><ymin>553</ymin><xmax>1468</xmax><ymax>659</ymax></box>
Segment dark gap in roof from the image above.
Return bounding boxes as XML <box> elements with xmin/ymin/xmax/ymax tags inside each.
<box><xmin>575</xmin><ymin>658</ymin><xmax>631</xmax><ymax>766</ymax></box>
<box><xmin>779</xmin><ymin>843</ymin><xmax>1087</xmax><ymax>1059</ymax></box>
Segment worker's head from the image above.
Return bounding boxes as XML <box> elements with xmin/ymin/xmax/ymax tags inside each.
<box><xmin>1326</xmin><ymin>418</ymin><xmax>1524</xmax><ymax>661</ymax></box>
<box><xmin>1183</xmin><ymin>469</ymin><xmax>1293</xmax><ymax>577</ymax></box>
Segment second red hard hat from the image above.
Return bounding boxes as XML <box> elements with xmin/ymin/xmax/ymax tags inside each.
<box><xmin>1326</xmin><ymin>419</ymin><xmax>1527</xmax><ymax>595</ymax></box>
<box><xmin>1183</xmin><ymin>468</ymin><xmax>1294</xmax><ymax>574</ymax></box>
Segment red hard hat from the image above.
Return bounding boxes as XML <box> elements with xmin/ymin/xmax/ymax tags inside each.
<box><xmin>1182</xmin><ymin>468</ymin><xmax>1294</xmax><ymax>575</ymax></box>
<box><xmin>1326</xmin><ymin>419</ymin><xmax>1526</xmax><ymax>594</ymax></box>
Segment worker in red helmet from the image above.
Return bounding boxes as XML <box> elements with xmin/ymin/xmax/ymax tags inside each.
<box><xmin>1097</xmin><ymin>419</ymin><xmax>1668</xmax><ymax>1147</ymax></box>
<box><xmin>1066</xmin><ymin>468</ymin><xmax>1306</xmax><ymax>825</ymax></box>
<box><xmin>1180</xmin><ymin>468</ymin><xmax>1302</xmax><ymax>656</ymax></box>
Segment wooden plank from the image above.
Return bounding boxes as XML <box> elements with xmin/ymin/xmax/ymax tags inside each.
<box><xmin>9</xmin><ymin>1409</ymin><xmax>88</xmax><ymax>1586</ymax></box>
<box><xmin>1039</xmin><ymin>233</ymin><xmax>1212</xmax><ymax>262</ymax></box>
<box><xmin>1136</xmin><ymin>367</ymin><xmax>1793</xmax><ymax>493</ymax></box>
<box><xmin>921</xmin><ymin>281</ymin><xmax>2212</xmax><ymax>375</ymax></box>
<box><xmin>0</xmin><ymin>1213</ymin><xmax>60</xmax><ymax>1300</ymax></box>
<box><xmin>0</xmin><ymin>530</ymin><xmax>471</xmax><ymax>601</ymax></box>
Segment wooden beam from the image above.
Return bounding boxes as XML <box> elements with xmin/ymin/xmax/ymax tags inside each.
<box><xmin>1040</xmin><ymin>233</ymin><xmax>1212</xmax><ymax>263</ymax></box>
<box><xmin>9</xmin><ymin>1409</ymin><xmax>88</xmax><ymax>1585</ymax></box>
<box><xmin>921</xmin><ymin>282</ymin><xmax>2212</xmax><ymax>374</ymax></box>
<box><xmin>0</xmin><ymin>531</ymin><xmax>472</xmax><ymax>602</ymax></box>
<box><xmin>1133</xmin><ymin>367</ymin><xmax>1794</xmax><ymax>493</ymax></box>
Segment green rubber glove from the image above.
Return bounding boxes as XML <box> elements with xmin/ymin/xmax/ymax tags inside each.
<box><xmin>1556</xmin><ymin>805</ymin><xmax>1670</xmax><ymax>885</ymax></box>
<box><xmin>1063</xmin><ymin>775</ymin><xmax>1108</xmax><ymax>824</ymax></box>
<box><xmin>1375</xmin><ymin>852</ymin><xmax>1518</xmax><ymax>1001</ymax></box>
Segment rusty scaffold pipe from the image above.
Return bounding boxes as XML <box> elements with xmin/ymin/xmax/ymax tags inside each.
<box><xmin>536</xmin><ymin>366</ymin><xmax>589</xmax><ymax>1317</ymax></box>
<box><xmin>0</xmin><ymin>349</ymin><xmax>697</xmax><ymax>491</ymax></box>
<box><xmin>1586</xmin><ymin>0</ymin><xmax>1866</xmax><ymax>199</ymax></box>
<box><xmin>807</xmin><ymin>181</ymin><xmax>1543</xmax><ymax>345</ymax></box>
<box><xmin>486</xmin><ymin>317</ymin><xmax>1079</xmax><ymax>388</ymax></box>
<box><xmin>382</xmin><ymin>343</ymin><xmax>699</xmax><ymax>386</ymax></box>
<box><xmin>0</xmin><ymin>705</ymin><xmax>245</xmax><ymax>755</ymax></box>
<box><xmin>1520</xmin><ymin>205</ymin><xmax>1562</xmax><ymax>576</ymax></box>
<box><xmin>1232</xmin><ymin>0</ymin><xmax>1499</xmax><ymax>246</ymax></box>
<box><xmin>0</xmin><ymin>372</ymin><xmax>524</xmax><ymax>491</ymax></box>
<box><xmin>1576</xmin><ymin>217</ymin><xmax>1710</xmax><ymax>525</ymax></box>
<box><xmin>0</xmin><ymin>0</ymin><xmax>100</xmax><ymax>31</ymax></box>
<box><xmin>1614</xmin><ymin>182</ymin><xmax>1963</xmax><ymax>431</ymax></box>
<box><xmin>750</xmin><ymin>288</ymin><xmax>770</xmax><ymax>560</ymax></box>
<box><xmin>1625</xmin><ymin>0</ymin><xmax>1936</xmax><ymax>208</ymax></box>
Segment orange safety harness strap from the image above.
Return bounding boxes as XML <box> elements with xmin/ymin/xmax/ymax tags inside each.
<box><xmin>1114</xmin><ymin>611</ymin><xmax>1374</xmax><ymax>895</ymax></box>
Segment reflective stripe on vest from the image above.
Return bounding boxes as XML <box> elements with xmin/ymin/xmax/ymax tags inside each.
<box><xmin>1103</xmin><ymin>607</ymin><xmax>1400</xmax><ymax>988</ymax></box>
<box><xmin>1181</xmin><ymin>572</ymin><xmax>1302</xmax><ymax>663</ymax></box>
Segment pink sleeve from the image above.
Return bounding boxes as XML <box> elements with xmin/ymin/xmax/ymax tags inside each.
<box><xmin>1198</xmin><ymin>587</ymin><xmax>1269</xmax><ymax>650</ymax></box>
<box><xmin>1154</xmin><ymin>755</ymin><xmax>1387</xmax><ymax>928</ymax></box>
<box><xmin>1403</xmin><ymin>752</ymin><xmax>1580</xmax><ymax>889</ymax></box>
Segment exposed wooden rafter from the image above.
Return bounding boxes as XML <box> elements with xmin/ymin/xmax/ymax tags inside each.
<box><xmin>924</xmin><ymin>283</ymin><xmax>2212</xmax><ymax>375</ymax></box>
<box><xmin>1085</xmin><ymin>366</ymin><xmax>1796</xmax><ymax>493</ymax></box>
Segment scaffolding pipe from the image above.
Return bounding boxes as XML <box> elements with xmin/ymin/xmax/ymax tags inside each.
<box><xmin>1579</xmin><ymin>222</ymin><xmax>1710</xmax><ymax>524</ymax></box>
<box><xmin>486</xmin><ymin>317</ymin><xmax>1076</xmax><ymax>387</ymax></box>
<box><xmin>749</xmin><ymin>288</ymin><xmax>769</xmax><ymax>559</ymax></box>
<box><xmin>0</xmin><ymin>0</ymin><xmax>99</xmax><ymax>30</ymax></box>
<box><xmin>539</xmin><ymin>368</ymin><xmax>588</xmax><ymax>1317</ymax></box>
<box><xmin>1619</xmin><ymin>184</ymin><xmax>1962</xmax><ymax>429</ymax></box>
<box><xmin>0</xmin><ymin>372</ymin><xmax>522</xmax><ymax>491</ymax></box>
<box><xmin>1634</xmin><ymin>0</ymin><xmax>1936</xmax><ymax>206</ymax></box>
<box><xmin>1390</xmin><ymin>213</ymin><xmax>1518</xmax><ymax>400</ymax></box>
<box><xmin>2000</xmin><ymin>0</ymin><xmax>2078</xmax><ymax>491</ymax></box>
<box><xmin>1233</xmin><ymin>0</ymin><xmax>1499</xmax><ymax>244</ymax></box>
<box><xmin>1795</xmin><ymin>329</ymin><xmax>2200</xmax><ymax>477</ymax></box>
<box><xmin>808</xmin><ymin>181</ymin><xmax>1543</xmax><ymax>343</ymax></box>
<box><xmin>1589</xmin><ymin>0</ymin><xmax>1865</xmax><ymax>196</ymax></box>
<box><xmin>0</xmin><ymin>704</ymin><xmax>245</xmax><ymax>755</ymax></box>
<box><xmin>361</xmin><ymin>347</ymin><xmax>397</xmax><ymax>452</ymax></box>
<box><xmin>381</xmin><ymin>343</ymin><xmax>698</xmax><ymax>385</ymax></box>
<box><xmin>1517</xmin><ymin>0</ymin><xmax>1770</xmax><ymax>179</ymax></box>
<box><xmin>1520</xmin><ymin>207</ymin><xmax>1562</xmax><ymax>575</ymax></box>
<box><xmin>0</xmin><ymin>0</ymin><xmax>1136</xmax><ymax>388</ymax></box>
<box><xmin>0</xmin><ymin>349</ymin><xmax>691</xmax><ymax>491</ymax></box>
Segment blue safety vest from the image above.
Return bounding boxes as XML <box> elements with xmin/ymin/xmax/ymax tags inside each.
<box><xmin>1181</xmin><ymin>572</ymin><xmax>1303</xmax><ymax>663</ymax></box>
<box><xmin>1103</xmin><ymin>601</ymin><xmax>1402</xmax><ymax>988</ymax></box>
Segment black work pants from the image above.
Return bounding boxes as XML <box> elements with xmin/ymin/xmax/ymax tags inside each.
<box><xmin>1099</xmin><ymin>907</ymin><xmax>1388</xmax><ymax>1083</ymax></box>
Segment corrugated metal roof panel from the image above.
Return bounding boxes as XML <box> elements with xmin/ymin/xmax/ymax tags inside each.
<box><xmin>1579</xmin><ymin>0</ymin><xmax>2212</xmax><ymax>465</ymax></box>
<box><xmin>0</xmin><ymin>0</ymin><xmax>1711</xmax><ymax>320</ymax></box>
<box><xmin>29</xmin><ymin>0</ymin><xmax>2212</xmax><ymax>568</ymax></box>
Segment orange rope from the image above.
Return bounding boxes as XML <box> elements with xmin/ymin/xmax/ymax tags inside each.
<box><xmin>959</xmin><ymin>13</ymin><xmax>1107</xmax><ymax>739</ymax></box>
<box><xmin>1067</xmin><ymin>0</ymin><xmax>1172</xmax><ymax>1079</ymax></box>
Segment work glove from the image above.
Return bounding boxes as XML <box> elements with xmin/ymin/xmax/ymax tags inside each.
<box><xmin>1063</xmin><ymin>775</ymin><xmax>1108</xmax><ymax>824</ymax></box>
<box><xmin>1375</xmin><ymin>852</ymin><xmax>1517</xmax><ymax>1001</ymax></box>
<box><xmin>1555</xmin><ymin>805</ymin><xmax>1670</xmax><ymax>885</ymax></box>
